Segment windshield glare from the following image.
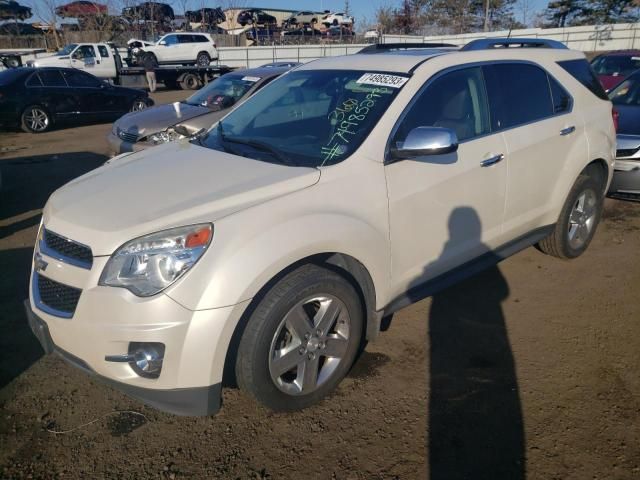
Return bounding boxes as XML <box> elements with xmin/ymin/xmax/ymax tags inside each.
<box><xmin>186</xmin><ymin>74</ymin><xmax>258</xmax><ymax>108</ymax></box>
<box><xmin>592</xmin><ymin>55</ymin><xmax>640</xmax><ymax>76</ymax></box>
<box><xmin>56</xmin><ymin>44</ymin><xmax>77</xmax><ymax>56</ymax></box>
<box><xmin>201</xmin><ymin>69</ymin><xmax>405</xmax><ymax>167</ymax></box>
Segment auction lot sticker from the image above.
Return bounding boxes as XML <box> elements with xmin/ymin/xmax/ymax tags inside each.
<box><xmin>356</xmin><ymin>73</ymin><xmax>409</xmax><ymax>88</ymax></box>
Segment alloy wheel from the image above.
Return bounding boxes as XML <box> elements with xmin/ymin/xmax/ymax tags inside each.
<box><xmin>131</xmin><ymin>100</ymin><xmax>147</xmax><ymax>112</ymax></box>
<box><xmin>567</xmin><ymin>188</ymin><xmax>597</xmax><ymax>250</ymax></box>
<box><xmin>25</xmin><ymin>108</ymin><xmax>49</xmax><ymax>132</ymax></box>
<box><xmin>268</xmin><ymin>294</ymin><xmax>351</xmax><ymax>396</ymax></box>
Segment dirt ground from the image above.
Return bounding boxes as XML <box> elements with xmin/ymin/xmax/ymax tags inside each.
<box><xmin>0</xmin><ymin>88</ymin><xmax>639</xmax><ymax>480</ymax></box>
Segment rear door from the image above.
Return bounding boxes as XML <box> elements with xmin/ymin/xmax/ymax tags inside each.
<box><xmin>35</xmin><ymin>69</ymin><xmax>79</xmax><ymax>119</ymax></box>
<box><xmin>177</xmin><ymin>34</ymin><xmax>195</xmax><ymax>61</ymax></box>
<box><xmin>60</xmin><ymin>69</ymin><xmax>119</xmax><ymax>118</ymax></box>
<box><xmin>483</xmin><ymin>62</ymin><xmax>586</xmax><ymax>238</ymax></box>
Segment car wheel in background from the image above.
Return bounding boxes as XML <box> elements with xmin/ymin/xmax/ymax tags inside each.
<box><xmin>130</xmin><ymin>99</ymin><xmax>148</xmax><ymax>112</ymax></box>
<box><xmin>235</xmin><ymin>264</ymin><xmax>364</xmax><ymax>412</ymax></box>
<box><xmin>21</xmin><ymin>105</ymin><xmax>51</xmax><ymax>133</ymax></box>
<box><xmin>196</xmin><ymin>52</ymin><xmax>211</xmax><ymax>67</ymax></box>
<box><xmin>179</xmin><ymin>73</ymin><xmax>200</xmax><ymax>90</ymax></box>
<box><xmin>537</xmin><ymin>172</ymin><xmax>604</xmax><ymax>259</ymax></box>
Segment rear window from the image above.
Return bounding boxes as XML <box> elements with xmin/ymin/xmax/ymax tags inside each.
<box><xmin>558</xmin><ymin>59</ymin><xmax>609</xmax><ymax>100</ymax></box>
<box><xmin>483</xmin><ymin>63</ymin><xmax>554</xmax><ymax>130</ymax></box>
<box><xmin>548</xmin><ymin>75</ymin><xmax>572</xmax><ymax>113</ymax></box>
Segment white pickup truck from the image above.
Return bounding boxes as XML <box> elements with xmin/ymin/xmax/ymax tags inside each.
<box><xmin>26</xmin><ymin>42</ymin><xmax>234</xmax><ymax>90</ymax></box>
<box><xmin>28</xmin><ymin>43</ymin><xmax>118</xmax><ymax>79</ymax></box>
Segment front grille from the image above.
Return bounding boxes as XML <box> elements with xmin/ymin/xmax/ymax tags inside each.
<box><xmin>616</xmin><ymin>147</ymin><xmax>640</xmax><ymax>158</ymax></box>
<box><xmin>36</xmin><ymin>274</ymin><xmax>82</xmax><ymax>317</ymax></box>
<box><xmin>117</xmin><ymin>128</ymin><xmax>139</xmax><ymax>143</ymax></box>
<box><xmin>43</xmin><ymin>229</ymin><xmax>93</xmax><ymax>268</ymax></box>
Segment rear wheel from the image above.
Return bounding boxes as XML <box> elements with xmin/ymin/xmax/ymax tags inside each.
<box><xmin>196</xmin><ymin>51</ymin><xmax>210</xmax><ymax>67</ymax></box>
<box><xmin>235</xmin><ymin>264</ymin><xmax>363</xmax><ymax>411</ymax></box>
<box><xmin>130</xmin><ymin>99</ymin><xmax>147</xmax><ymax>112</ymax></box>
<box><xmin>21</xmin><ymin>105</ymin><xmax>51</xmax><ymax>133</ymax></box>
<box><xmin>179</xmin><ymin>73</ymin><xmax>200</xmax><ymax>90</ymax></box>
<box><xmin>537</xmin><ymin>173</ymin><xmax>603</xmax><ymax>259</ymax></box>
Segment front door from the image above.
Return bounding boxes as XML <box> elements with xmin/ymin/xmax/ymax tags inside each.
<box><xmin>385</xmin><ymin>66</ymin><xmax>508</xmax><ymax>297</ymax></box>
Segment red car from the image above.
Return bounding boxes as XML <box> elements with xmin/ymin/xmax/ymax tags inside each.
<box><xmin>55</xmin><ymin>1</ymin><xmax>107</xmax><ymax>17</ymax></box>
<box><xmin>591</xmin><ymin>50</ymin><xmax>640</xmax><ymax>91</ymax></box>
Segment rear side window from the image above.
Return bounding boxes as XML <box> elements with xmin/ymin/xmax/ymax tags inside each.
<box><xmin>193</xmin><ymin>35</ymin><xmax>208</xmax><ymax>42</ymax></box>
<box><xmin>178</xmin><ymin>35</ymin><xmax>194</xmax><ymax>43</ymax></box>
<box><xmin>62</xmin><ymin>69</ymin><xmax>101</xmax><ymax>88</ymax></box>
<box><xmin>548</xmin><ymin>76</ymin><xmax>572</xmax><ymax>113</ymax></box>
<box><xmin>483</xmin><ymin>63</ymin><xmax>553</xmax><ymax>130</ymax></box>
<box><xmin>26</xmin><ymin>73</ymin><xmax>43</xmax><ymax>87</ymax></box>
<box><xmin>98</xmin><ymin>45</ymin><xmax>109</xmax><ymax>57</ymax></box>
<box><xmin>558</xmin><ymin>59</ymin><xmax>609</xmax><ymax>100</ymax></box>
<box><xmin>38</xmin><ymin>70</ymin><xmax>66</xmax><ymax>87</ymax></box>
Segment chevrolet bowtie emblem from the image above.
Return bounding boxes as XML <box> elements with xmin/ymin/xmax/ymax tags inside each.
<box><xmin>34</xmin><ymin>252</ymin><xmax>48</xmax><ymax>272</ymax></box>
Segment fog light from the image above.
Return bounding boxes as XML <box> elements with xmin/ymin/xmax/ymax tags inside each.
<box><xmin>128</xmin><ymin>342</ymin><xmax>165</xmax><ymax>379</ymax></box>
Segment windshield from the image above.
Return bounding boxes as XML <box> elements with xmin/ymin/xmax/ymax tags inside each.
<box><xmin>592</xmin><ymin>55</ymin><xmax>640</xmax><ymax>76</ymax></box>
<box><xmin>186</xmin><ymin>73</ymin><xmax>259</xmax><ymax>108</ymax></box>
<box><xmin>56</xmin><ymin>44</ymin><xmax>77</xmax><ymax>56</ymax></box>
<box><xmin>609</xmin><ymin>73</ymin><xmax>640</xmax><ymax>105</ymax></box>
<box><xmin>200</xmin><ymin>69</ymin><xmax>406</xmax><ymax>167</ymax></box>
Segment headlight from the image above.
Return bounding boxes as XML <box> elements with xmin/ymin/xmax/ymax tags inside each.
<box><xmin>99</xmin><ymin>224</ymin><xmax>212</xmax><ymax>297</ymax></box>
<box><xmin>148</xmin><ymin>128</ymin><xmax>184</xmax><ymax>145</ymax></box>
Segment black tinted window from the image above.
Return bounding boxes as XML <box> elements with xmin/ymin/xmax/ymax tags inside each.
<box><xmin>38</xmin><ymin>70</ymin><xmax>66</xmax><ymax>87</ymax></box>
<box><xmin>549</xmin><ymin>75</ymin><xmax>571</xmax><ymax>113</ymax></box>
<box><xmin>73</xmin><ymin>45</ymin><xmax>96</xmax><ymax>59</ymax></box>
<box><xmin>558</xmin><ymin>59</ymin><xmax>609</xmax><ymax>100</ymax></box>
<box><xmin>395</xmin><ymin>67</ymin><xmax>490</xmax><ymax>142</ymax></box>
<box><xmin>62</xmin><ymin>69</ymin><xmax>101</xmax><ymax>88</ymax></box>
<box><xmin>26</xmin><ymin>73</ymin><xmax>43</xmax><ymax>87</ymax></box>
<box><xmin>178</xmin><ymin>35</ymin><xmax>194</xmax><ymax>43</ymax></box>
<box><xmin>484</xmin><ymin>63</ymin><xmax>553</xmax><ymax>130</ymax></box>
<box><xmin>193</xmin><ymin>35</ymin><xmax>208</xmax><ymax>42</ymax></box>
<box><xmin>98</xmin><ymin>45</ymin><xmax>109</xmax><ymax>57</ymax></box>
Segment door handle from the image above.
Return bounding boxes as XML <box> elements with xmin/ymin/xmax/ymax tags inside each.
<box><xmin>480</xmin><ymin>153</ymin><xmax>504</xmax><ymax>167</ymax></box>
<box><xmin>560</xmin><ymin>126</ymin><xmax>575</xmax><ymax>136</ymax></box>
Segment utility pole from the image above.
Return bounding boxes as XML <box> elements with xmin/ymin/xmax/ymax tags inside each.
<box><xmin>483</xmin><ymin>0</ymin><xmax>490</xmax><ymax>31</ymax></box>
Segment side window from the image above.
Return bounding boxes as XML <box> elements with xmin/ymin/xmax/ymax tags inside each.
<box><xmin>163</xmin><ymin>35</ymin><xmax>178</xmax><ymax>45</ymax></box>
<box><xmin>178</xmin><ymin>35</ymin><xmax>194</xmax><ymax>43</ymax></box>
<box><xmin>62</xmin><ymin>69</ymin><xmax>101</xmax><ymax>88</ymax></box>
<box><xmin>548</xmin><ymin>75</ymin><xmax>571</xmax><ymax>114</ymax></box>
<box><xmin>558</xmin><ymin>59</ymin><xmax>609</xmax><ymax>100</ymax></box>
<box><xmin>194</xmin><ymin>35</ymin><xmax>208</xmax><ymax>43</ymax></box>
<box><xmin>98</xmin><ymin>45</ymin><xmax>109</xmax><ymax>57</ymax></box>
<box><xmin>72</xmin><ymin>45</ymin><xmax>96</xmax><ymax>59</ymax></box>
<box><xmin>483</xmin><ymin>63</ymin><xmax>553</xmax><ymax>131</ymax></box>
<box><xmin>394</xmin><ymin>66</ymin><xmax>490</xmax><ymax>143</ymax></box>
<box><xmin>26</xmin><ymin>73</ymin><xmax>43</xmax><ymax>87</ymax></box>
<box><xmin>38</xmin><ymin>70</ymin><xmax>66</xmax><ymax>87</ymax></box>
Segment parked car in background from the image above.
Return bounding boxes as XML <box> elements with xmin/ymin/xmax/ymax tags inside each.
<box><xmin>0</xmin><ymin>67</ymin><xmax>152</xmax><ymax>133</ymax></box>
<box><xmin>323</xmin><ymin>25</ymin><xmax>355</xmax><ymax>38</ymax></box>
<box><xmin>321</xmin><ymin>12</ymin><xmax>354</xmax><ymax>26</ymax></box>
<box><xmin>591</xmin><ymin>50</ymin><xmax>640</xmax><ymax>91</ymax></box>
<box><xmin>185</xmin><ymin>7</ymin><xmax>225</xmax><ymax>25</ymax></box>
<box><xmin>55</xmin><ymin>1</ymin><xmax>107</xmax><ymax>17</ymax></box>
<box><xmin>139</xmin><ymin>32</ymin><xmax>218</xmax><ymax>67</ymax></box>
<box><xmin>364</xmin><ymin>29</ymin><xmax>380</xmax><ymax>39</ymax></box>
<box><xmin>0</xmin><ymin>0</ymin><xmax>32</xmax><ymax>20</ymax></box>
<box><xmin>127</xmin><ymin>38</ymin><xmax>154</xmax><ymax>64</ymax></box>
<box><xmin>607</xmin><ymin>69</ymin><xmax>640</xmax><ymax>201</ymax></box>
<box><xmin>283</xmin><ymin>11</ymin><xmax>319</xmax><ymax>27</ymax></box>
<box><xmin>237</xmin><ymin>8</ymin><xmax>276</xmax><ymax>26</ymax></box>
<box><xmin>108</xmin><ymin>64</ymin><xmax>292</xmax><ymax>154</ymax></box>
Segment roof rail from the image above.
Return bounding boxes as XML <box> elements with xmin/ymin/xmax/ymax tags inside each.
<box><xmin>461</xmin><ymin>38</ymin><xmax>568</xmax><ymax>51</ymax></box>
<box><xmin>359</xmin><ymin>42</ymin><xmax>458</xmax><ymax>54</ymax></box>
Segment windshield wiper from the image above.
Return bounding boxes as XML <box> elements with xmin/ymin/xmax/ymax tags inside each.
<box><xmin>217</xmin><ymin>124</ymin><xmax>292</xmax><ymax>165</ymax></box>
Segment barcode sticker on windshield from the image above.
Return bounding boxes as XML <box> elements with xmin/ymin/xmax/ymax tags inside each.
<box><xmin>356</xmin><ymin>73</ymin><xmax>409</xmax><ymax>88</ymax></box>
<box><xmin>242</xmin><ymin>76</ymin><xmax>261</xmax><ymax>82</ymax></box>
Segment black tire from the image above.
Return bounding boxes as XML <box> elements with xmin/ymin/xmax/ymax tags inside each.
<box><xmin>196</xmin><ymin>51</ymin><xmax>210</xmax><ymax>67</ymax></box>
<box><xmin>537</xmin><ymin>173</ymin><xmax>603</xmax><ymax>259</ymax></box>
<box><xmin>235</xmin><ymin>264</ymin><xmax>364</xmax><ymax>412</ymax></box>
<box><xmin>21</xmin><ymin>105</ymin><xmax>51</xmax><ymax>133</ymax></box>
<box><xmin>179</xmin><ymin>73</ymin><xmax>200</xmax><ymax>90</ymax></box>
<box><xmin>130</xmin><ymin>98</ymin><xmax>148</xmax><ymax>112</ymax></box>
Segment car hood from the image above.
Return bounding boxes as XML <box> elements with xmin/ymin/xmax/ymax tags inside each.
<box><xmin>42</xmin><ymin>141</ymin><xmax>321</xmax><ymax>255</ymax></box>
<box><xmin>115</xmin><ymin>102</ymin><xmax>212</xmax><ymax>139</ymax></box>
<box><xmin>614</xmin><ymin>104</ymin><xmax>640</xmax><ymax>135</ymax></box>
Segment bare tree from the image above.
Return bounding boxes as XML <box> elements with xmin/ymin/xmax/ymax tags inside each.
<box><xmin>33</xmin><ymin>0</ymin><xmax>62</xmax><ymax>48</ymax></box>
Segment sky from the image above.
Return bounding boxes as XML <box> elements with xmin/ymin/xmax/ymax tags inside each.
<box><xmin>19</xmin><ymin>0</ymin><xmax>550</xmax><ymax>27</ymax></box>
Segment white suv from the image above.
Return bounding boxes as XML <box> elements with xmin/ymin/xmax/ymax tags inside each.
<box><xmin>26</xmin><ymin>39</ymin><xmax>615</xmax><ymax>416</ymax></box>
<box><xmin>140</xmin><ymin>32</ymin><xmax>218</xmax><ymax>67</ymax></box>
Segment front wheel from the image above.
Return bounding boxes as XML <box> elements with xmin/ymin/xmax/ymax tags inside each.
<box><xmin>130</xmin><ymin>99</ymin><xmax>148</xmax><ymax>112</ymax></box>
<box><xmin>21</xmin><ymin>105</ymin><xmax>51</xmax><ymax>133</ymax></box>
<box><xmin>196</xmin><ymin>51</ymin><xmax>210</xmax><ymax>67</ymax></box>
<box><xmin>537</xmin><ymin>173</ymin><xmax>603</xmax><ymax>259</ymax></box>
<box><xmin>235</xmin><ymin>264</ymin><xmax>363</xmax><ymax>411</ymax></box>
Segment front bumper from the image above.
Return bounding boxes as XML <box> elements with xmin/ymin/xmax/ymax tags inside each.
<box><xmin>608</xmin><ymin>159</ymin><xmax>640</xmax><ymax>201</ymax></box>
<box><xmin>25</xmin><ymin>300</ymin><xmax>222</xmax><ymax>416</ymax></box>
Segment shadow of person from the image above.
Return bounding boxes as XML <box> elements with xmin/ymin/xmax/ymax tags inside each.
<box><xmin>418</xmin><ymin>207</ymin><xmax>525</xmax><ymax>479</ymax></box>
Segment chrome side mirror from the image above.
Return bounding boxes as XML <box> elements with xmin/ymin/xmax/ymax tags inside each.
<box><xmin>391</xmin><ymin>126</ymin><xmax>459</xmax><ymax>161</ymax></box>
